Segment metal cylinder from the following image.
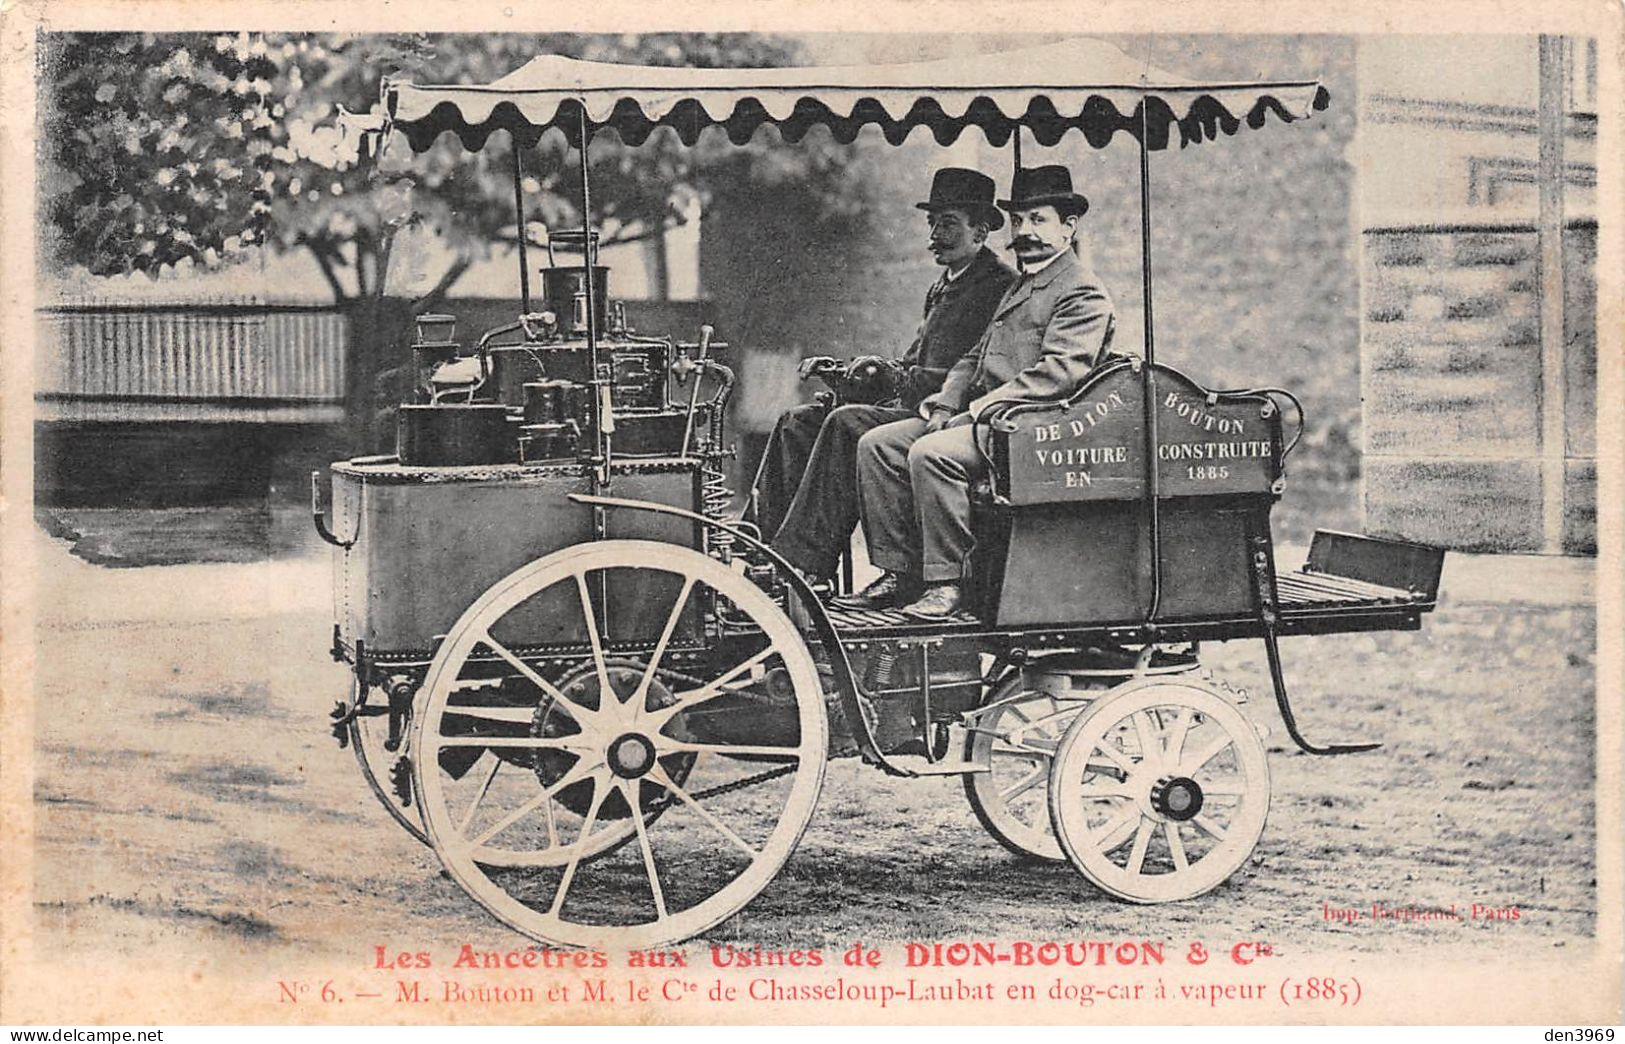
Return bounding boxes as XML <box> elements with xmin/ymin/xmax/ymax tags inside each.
<box><xmin>540</xmin><ymin>265</ymin><xmax>610</xmax><ymax>334</ymax></box>
<box><xmin>396</xmin><ymin>404</ymin><xmax>516</xmax><ymax>466</ymax></box>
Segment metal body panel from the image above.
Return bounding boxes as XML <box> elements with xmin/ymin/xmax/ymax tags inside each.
<box><xmin>979</xmin><ymin>361</ymin><xmax>1289</xmax><ymax>629</ymax></box>
<box><xmin>1305</xmin><ymin>530</ymin><xmax>1446</xmax><ymax>600</ymax></box>
<box><xmin>998</xmin><ymin>363</ymin><xmax>1283</xmax><ymax>504</ymax></box>
<box><xmin>333</xmin><ymin>458</ymin><xmax>701</xmax><ymax>656</ymax></box>
<box><xmin>971</xmin><ymin>496</ymin><xmax>1268</xmax><ymax>627</ymax></box>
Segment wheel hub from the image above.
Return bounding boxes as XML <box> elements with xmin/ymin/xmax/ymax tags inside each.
<box><xmin>1149</xmin><ymin>775</ymin><xmax>1204</xmax><ymax>821</ymax></box>
<box><xmin>607</xmin><ymin>732</ymin><xmax>657</xmax><ymax>778</ymax></box>
<box><xmin>532</xmin><ymin>658</ymin><xmax>684</xmax><ymax>817</ymax></box>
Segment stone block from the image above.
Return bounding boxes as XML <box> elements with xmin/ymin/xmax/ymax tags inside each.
<box><xmin>1445</xmin><ymin>292</ymin><xmax>1510</xmax><ymax>320</ymax></box>
<box><xmin>1564</xmin><ymin>459</ymin><xmax>1596</xmax><ymax>555</ymax></box>
<box><xmin>1365</xmin><ymin>229</ymin><xmax>1442</xmax><ymax>267</ymax></box>
<box><xmin>1452</xmin><ymin>231</ymin><xmax>1537</xmax><ymax>267</ymax></box>
<box><xmin>1364</xmin><ymin>369</ymin><xmax>1539</xmax><ymax>455</ymax></box>
<box><xmin>1363</xmin><ymin>315</ymin><xmax>1540</xmax><ymax>349</ymax></box>
<box><xmin>1364</xmin><ymin>457</ymin><xmax>1543</xmax><ymax>551</ymax></box>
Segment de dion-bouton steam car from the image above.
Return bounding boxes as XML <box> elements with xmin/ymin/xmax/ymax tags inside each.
<box><xmin>315</xmin><ymin>39</ymin><xmax>1445</xmax><ymax>949</ymax></box>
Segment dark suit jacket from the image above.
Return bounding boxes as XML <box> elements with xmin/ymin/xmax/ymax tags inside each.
<box><xmin>927</xmin><ymin>248</ymin><xmax>1115</xmax><ymax>417</ymax></box>
<box><xmin>896</xmin><ymin>246</ymin><xmax>1016</xmax><ymax>409</ymax></box>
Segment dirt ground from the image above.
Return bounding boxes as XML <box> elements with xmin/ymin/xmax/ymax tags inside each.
<box><xmin>25</xmin><ymin>525</ymin><xmax>1598</xmax><ymax>973</ymax></box>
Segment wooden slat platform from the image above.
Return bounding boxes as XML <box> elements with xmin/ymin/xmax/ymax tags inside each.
<box><xmin>821</xmin><ymin>568</ymin><xmax>1433</xmax><ymax>645</ymax></box>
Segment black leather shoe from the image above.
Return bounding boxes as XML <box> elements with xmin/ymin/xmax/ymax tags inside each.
<box><xmin>830</xmin><ymin>571</ymin><xmax>904</xmax><ymax>610</ymax></box>
<box><xmin>900</xmin><ymin>581</ymin><xmax>962</xmax><ymax>620</ymax></box>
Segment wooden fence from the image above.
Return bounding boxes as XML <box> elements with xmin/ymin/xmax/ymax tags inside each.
<box><xmin>35</xmin><ymin>300</ymin><xmax>349</xmax><ymax>423</ymax></box>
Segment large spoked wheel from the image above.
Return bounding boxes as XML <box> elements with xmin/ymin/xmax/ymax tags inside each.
<box><xmin>963</xmin><ymin>677</ymin><xmax>1085</xmax><ymax>862</ymax></box>
<box><xmin>346</xmin><ymin>677</ymin><xmax>429</xmax><ymax>846</ymax></box>
<box><xmin>412</xmin><ymin>540</ymin><xmax>827</xmax><ymax>949</ymax></box>
<box><xmin>1048</xmin><ymin>679</ymin><xmax>1269</xmax><ymax>903</ymax></box>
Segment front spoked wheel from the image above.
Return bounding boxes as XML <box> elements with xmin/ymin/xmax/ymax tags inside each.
<box><xmin>412</xmin><ymin>540</ymin><xmax>827</xmax><ymax>949</ymax></box>
<box><xmin>1048</xmin><ymin>679</ymin><xmax>1269</xmax><ymax>903</ymax></box>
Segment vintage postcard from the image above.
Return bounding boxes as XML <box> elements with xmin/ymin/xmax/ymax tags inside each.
<box><xmin>1</xmin><ymin>0</ymin><xmax>1620</xmax><ymax>1027</ymax></box>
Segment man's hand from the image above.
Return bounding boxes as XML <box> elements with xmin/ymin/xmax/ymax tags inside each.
<box><xmin>797</xmin><ymin>355</ymin><xmax>841</xmax><ymax>380</ymax></box>
<box><xmin>925</xmin><ymin>406</ymin><xmax>955</xmax><ymax>433</ymax></box>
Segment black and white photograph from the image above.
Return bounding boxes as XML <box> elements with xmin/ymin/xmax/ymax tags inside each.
<box><xmin>2</xmin><ymin>2</ymin><xmax>1619</xmax><ymax>1028</ymax></box>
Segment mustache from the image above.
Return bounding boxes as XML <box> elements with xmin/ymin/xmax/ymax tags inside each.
<box><xmin>1010</xmin><ymin>237</ymin><xmax>1045</xmax><ymax>249</ymax></box>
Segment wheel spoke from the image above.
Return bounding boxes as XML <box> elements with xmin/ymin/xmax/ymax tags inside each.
<box><xmin>1088</xmin><ymin>804</ymin><xmax>1140</xmax><ymax>852</ymax></box>
<box><xmin>1132</xmin><ymin>711</ymin><xmax>1159</xmax><ymax>766</ymax></box>
<box><xmin>458</xmin><ymin>758</ymin><xmax>503</xmax><ymax>835</ymax></box>
<box><xmin>631</xmin><ymin>576</ymin><xmax>696</xmax><ymax>721</ymax></box>
<box><xmin>467</xmin><ymin>757</ymin><xmax>596</xmax><ymax>849</ymax></box>
<box><xmin>1007</xmin><ymin>735</ymin><xmax>1059</xmax><ymax>755</ymax></box>
<box><xmin>479</xmin><ymin>633</ymin><xmax>583</xmax><ymax>721</ymax></box>
<box><xmin>1192</xmin><ymin>814</ymin><xmax>1228</xmax><ymax>842</ymax></box>
<box><xmin>541</xmin><ymin>783</ymin><xmax>559</xmax><ymax>848</ymax></box>
<box><xmin>1125</xmin><ymin>817</ymin><xmax>1153</xmax><ymax>875</ymax></box>
<box><xmin>1165</xmin><ymin>822</ymin><xmax>1190</xmax><ymax>870</ymax></box>
<box><xmin>648</xmin><ymin>763</ymin><xmax>759</xmax><ymax>859</ymax></box>
<box><xmin>1180</xmin><ymin>731</ymin><xmax>1233</xmax><ymax>775</ymax></box>
<box><xmin>1199</xmin><ymin>780</ymin><xmax>1248</xmax><ymax>797</ymax></box>
<box><xmin>649</xmin><ymin>647</ymin><xmax>780</xmax><ymax>727</ymax></box>
<box><xmin>624</xmin><ymin>780</ymin><xmax>668</xmax><ymax>921</ymax></box>
<box><xmin>1092</xmin><ymin>739</ymin><xmax>1138</xmax><ymax>774</ymax></box>
<box><xmin>997</xmin><ymin>764</ymin><xmax>1048</xmax><ymax>802</ymax></box>
<box><xmin>443</xmin><ymin>705</ymin><xmax>551</xmax><ymax>725</ymax></box>
<box><xmin>549</xmin><ymin>773</ymin><xmax>610</xmax><ymax>916</ymax></box>
<box><xmin>575</xmin><ymin>574</ymin><xmax>617</xmax><ymax>709</ymax></box>
<box><xmin>1163</xmin><ymin>708</ymin><xmax>1194</xmax><ymax>763</ymax></box>
<box><xmin>435</xmin><ymin>736</ymin><xmax>591</xmax><ymax>750</ymax></box>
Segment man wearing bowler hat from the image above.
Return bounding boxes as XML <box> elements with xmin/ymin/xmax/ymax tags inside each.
<box><xmin>759</xmin><ymin>168</ymin><xmax>1015</xmax><ymax>582</ymax></box>
<box><xmin>845</xmin><ymin>165</ymin><xmax>1116</xmax><ymax>618</ymax></box>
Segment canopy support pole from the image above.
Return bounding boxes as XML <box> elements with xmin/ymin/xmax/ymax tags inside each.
<box><xmin>511</xmin><ymin>136</ymin><xmax>532</xmax><ymax>315</ymax></box>
<box><xmin>1011</xmin><ymin>123</ymin><xmax>1022</xmax><ymax>176</ymax></box>
<box><xmin>1137</xmin><ymin>97</ymin><xmax>1163</xmax><ymax>625</ymax></box>
<box><xmin>576</xmin><ymin>103</ymin><xmax>611</xmax><ymax>488</ymax></box>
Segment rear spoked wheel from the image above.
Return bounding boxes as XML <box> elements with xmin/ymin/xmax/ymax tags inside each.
<box><xmin>963</xmin><ymin>678</ymin><xmax>1084</xmax><ymax>862</ymax></box>
<box><xmin>344</xmin><ymin>677</ymin><xmax>429</xmax><ymax>846</ymax></box>
<box><xmin>1048</xmin><ymin>679</ymin><xmax>1268</xmax><ymax>903</ymax></box>
<box><xmin>412</xmin><ymin>540</ymin><xmax>827</xmax><ymax>948</ymax></box>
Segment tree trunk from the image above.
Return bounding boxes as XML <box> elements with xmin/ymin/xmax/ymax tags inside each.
<box><xmin>308</xmin><ymin>241</ymin><xmax>351</xmax><ymax>304</ymax></box>
<box><xmin>412</xmin><ymin>252</ymin><xmax>473</xmax><ymax>313</ymax></box>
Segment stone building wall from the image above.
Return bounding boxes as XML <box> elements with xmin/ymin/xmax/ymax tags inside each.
<box><xmin>1357</xmin><ymin>34</ymin><xmax>1597</xmax><ymax>555</ymax></box>
<box><xmin>1362</xmin><ymin>222</ymin><xmax>1596</xmax><ymax>552</ymax></box>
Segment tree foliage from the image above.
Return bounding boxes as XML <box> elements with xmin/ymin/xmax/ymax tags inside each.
<box><xmin>39</xmin><ymin>32</ymin><xmax>864</xmax><ymax>303</ymax></box>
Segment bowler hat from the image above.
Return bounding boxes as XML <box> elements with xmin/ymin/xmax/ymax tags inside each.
<box><xmin>915</xmin><ymin>167</ymin><xmax>1004</xmax><ymax>231</ymax></box>
<box><xmin>998</xmin><ymin>165</ymin><xmax>1090</xmax><ymax>218</ymax></box>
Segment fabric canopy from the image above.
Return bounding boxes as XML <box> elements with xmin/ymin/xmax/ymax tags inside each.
<box><xmin>382</xmin><ymin>37</ymin><xmax>1329</xmax><ymax>153</ymax></box>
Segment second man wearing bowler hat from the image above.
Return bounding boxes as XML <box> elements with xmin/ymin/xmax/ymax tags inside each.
<box><xmin>761</xmin><ymin>167</ymin><xmax>1015</xmax><ymax>582</ymax></box>
<box><xmin>846</xmin><ymin>165</ymin><xmax>1117</xmax><ymax>618</ymax></box>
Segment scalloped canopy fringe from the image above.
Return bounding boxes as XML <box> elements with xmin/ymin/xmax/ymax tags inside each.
<box><xmin>381</xmin><ymin>38</ymin><xmax>1329</xmax><ymax>154</ymax></box>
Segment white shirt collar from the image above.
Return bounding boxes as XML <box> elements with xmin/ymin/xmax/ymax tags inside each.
<box><xmin>941</xmin><ymin>251</ymin><xmax>979</xmax><ymax>284</ymax></box>
<box><xmin>1019</xmin><ymin>248</ymin><xmax>1069</xmax><ymax>276</ymax></box>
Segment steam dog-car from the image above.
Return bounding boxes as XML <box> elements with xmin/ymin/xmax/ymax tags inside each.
<box><xmin>316</xmin><ymin>39</ymin><xmax>1444</xmax><ymax>948</ymax></box>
